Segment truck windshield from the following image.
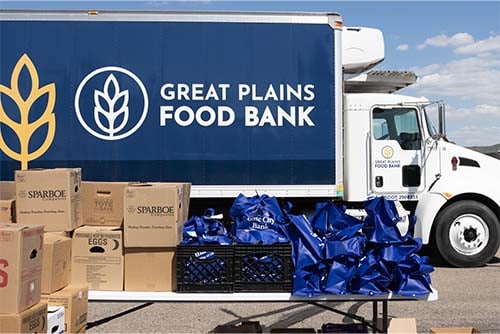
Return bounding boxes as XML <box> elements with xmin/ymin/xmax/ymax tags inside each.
<box><xmin>423</xmin><ymin>108</ymin><xmax>438</xmax><ymax>138</ymax></box>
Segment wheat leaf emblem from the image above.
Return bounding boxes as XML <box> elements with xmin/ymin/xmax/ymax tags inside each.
<box><xmin>94</xmin><ymin>74</ymin><xmax>129</xmax><ymax>138</ymax></box>
<box><xmin>0</xmin><ymin>54</ymin><xmax>56</xmax><ymax>170</ymax></box>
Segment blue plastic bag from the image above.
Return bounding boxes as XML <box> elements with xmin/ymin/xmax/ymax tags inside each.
<box><xmin>392</xmin><ymin>254</ymin><xmax>434</xmax><ymax>296</ymax></box>
<box><xmin>181</xmin><ymin>208</ymin><xmax>231</xmax><ymax>245</ymax></box>
<box><xmin>283</xmin><ymin>212</ymin><xmax>326</xmax><ymax>296</ymax></box>
<box><xmin>323</xmin><ymin>257</ymin><xmax>358</xmax><ymax>295</ymax></box>
<box><xmin>230</xmin><ymin>194</ymin><xmax>289</xmax><ymax>244</ymax></box>
<box><xmin>324</xmin><ymin>236</ymin><xmax>366</xmax><ymax>260</ymax></box>
<box><xmin>292</xmin><ymin>264</ymin><xmax>327</xmax><ymax>297</ymax></box>
<box><xmin>363</xmin><ymin>197</ymin><xmax>405</xmax><ymax>244</ymax></box>
<box><xmin>373</xmin><ymin>236</ymin><xmax>422</xmax><ymax>263</ymax></box>
<box><xmin>350</xmin><ymin>252</ymin><xmax>392</xmax><ymax>295</ymax></box>
<box><xmin>310</xmin><ymin>202</ymin><xmax>365</xmax><ymax>240</ymax></box>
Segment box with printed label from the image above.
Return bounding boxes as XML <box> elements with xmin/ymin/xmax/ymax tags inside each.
<box><xmin>42</xmin><ymin>233</ymin><xmax>72</xmax><ymax>294</ymax></box>
<box><xmin>124</xmin><ymin>183</ymin><xmax>185</xmax><ymax>247</ymax></box>
<box><xmin>124</xmin><ymin>248</ymin><xmax>176</xmax><ymax>291</ymax></box>
<box><xmin>82</xmin><ymin>182</ymin><xmax>128</xmax><ymax>226</ymax></box>
<box><xmin>0</xmin><ymin>302</ymin><xmax>47</xmax><ymax>333</ymax></box>
<box><xmin>42</xmin><ymin>285</ymin><xmax>88</xmax><ymax>333</ymax></box>
<box><xmin>71</xmin><ymin>226</ymin><xmax>123</xmax><ymax>290</ymax></box>
<box><xmin>0</xmin><ymin>199</ymin><xmax>15</xmax><ymax>224</ymax></box>
<box><xmin>0</xmin><ymin>224</ymin><xmax>44</xmax><ymax>314</ymax></box>
<box><xmin>47</xmin><ymin>306</ymin><xmax>65</xmax><ymax>334</ymax></box>
<box><xmin>15</xmin><ymin>168</ymin><xmax>82</xmax><ymax>232</ymax></box>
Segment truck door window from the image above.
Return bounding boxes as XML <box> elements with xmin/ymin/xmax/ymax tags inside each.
<box><xmin>372</xmin><ymin>107</ymin><xmax>422</xmax><ymax>150</ymax></box>
<box><xmin>373</xmin><ymin>118</ymin><xmax>389</xmax><ymax>139</ymax></box>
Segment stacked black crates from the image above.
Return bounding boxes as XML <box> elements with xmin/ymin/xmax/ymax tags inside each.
<box><xmin>234</xmin><ymin>244</ymin><xmax>292</xmax><ymax>292</ymax></box>
<box><xmin>176</xmin><ymin>245</ymin><xmax>234</xmax><ymax>292</ymax></box>
<box><xmin>176</xmin><ymin>244</ymin><xmax>292</xmax><ymax>293</ymax></box>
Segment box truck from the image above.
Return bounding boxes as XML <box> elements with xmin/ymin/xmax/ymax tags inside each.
<box><xmin>0</xmin><ymin>10</ymin><xmax>498</xmax><ymax>267</ymax></box>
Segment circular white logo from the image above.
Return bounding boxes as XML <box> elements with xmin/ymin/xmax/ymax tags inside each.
<box><xmin>75</xmin><ymin>66</ymin><xmax>149</xmax><ymax>140</ymax></box>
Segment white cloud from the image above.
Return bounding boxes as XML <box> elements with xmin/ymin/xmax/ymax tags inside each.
<box><xmin>454</xmin><ymin>35</ymin><xmax>500</xmax><ymax>54</ymax></box>
<box><xmin>411</xmin><ymin>57</ymin><xmax>500</xmax><ymax>105</ymax></box>
<box><xmin>396</xmin><ymin>44</ymin><xmax>409</xmax><ymax>51</ymax></box>
<box><xmin>445</xmin><ymin>104</ymin><xmax>500</xmax><ymax>119</ymax></box>
<box><xmin>447</xmin><ymin>126</ymin><xmax>500</xmax><ymax>147</ymax></box>
<box><xmin>405</xmin><ymin>34</ymin><xmax>500</xmax><ymax>146</ymax></box>
<box><xmin>410</xmin><ymin>34</ymin><xmax>500</xmax><ymax>106</ymax></box>
<box><xmin>416</xmin><ymin>43</ymin><xmax>426</xmax><ymax>51</ymax></box>
<box><xmin>417</xmin><ymin>32</ymin><xmax>474</xmax><ymax>50</ymax></box>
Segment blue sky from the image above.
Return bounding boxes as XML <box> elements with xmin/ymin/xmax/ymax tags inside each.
<box><xmin>1</xmin><ymin>1</ymin><xmax>499</xmax><ymax>146</ymax></box>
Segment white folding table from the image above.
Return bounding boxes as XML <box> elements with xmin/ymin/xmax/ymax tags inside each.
<box><xmin>89</xmin><ymin>289</ymin><xmax>438</xmax><ymax>333</ymax></box>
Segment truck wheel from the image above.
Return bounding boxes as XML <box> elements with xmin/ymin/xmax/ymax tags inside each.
<box><xmin>434</xmin><ymin>200</ymin><xmax>500</xmax><ymax>267</ymax></box>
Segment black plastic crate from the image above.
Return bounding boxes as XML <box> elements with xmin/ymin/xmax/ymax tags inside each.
<box><xmin>320</xmin><ymin>323</ymin><xmax>368</xmax><ymax>333</ymax></box>
<box><xmin>234</xmin><ymin>244</ymin><xmax>293</xmax><ymax>292</ymax></box>
<box><xmin>270</xmin><ymin>328</ymin><xmax>316</xmax><ymax>333</ymax></box>
<box><xmin>176</xmin><ymin>245</ymin><xmax>234</xmax><ymax>292</ymax></box>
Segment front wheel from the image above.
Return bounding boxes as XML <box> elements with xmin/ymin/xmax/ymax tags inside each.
<box><xmin>433</xmin><ymin>200</ymin><xmax>500</xmax><ymax>267</ymax></box>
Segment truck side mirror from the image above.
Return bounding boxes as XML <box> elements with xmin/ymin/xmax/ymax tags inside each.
<box><xmin>438</xmin><ymin>104</ymin><xmax>446</xmax><ymax>136</ymax></box>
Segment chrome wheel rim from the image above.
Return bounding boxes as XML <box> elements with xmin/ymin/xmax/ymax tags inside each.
<box><xmin>449</xmin><ymin>214</ymin><xmax>489</xmax><ymax>256</ymax></box>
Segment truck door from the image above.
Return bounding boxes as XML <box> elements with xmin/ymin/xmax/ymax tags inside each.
<box><xmin>370</xmin><ymin>107</ymin><xmax>425</xmax><ymax>198</ymax></box>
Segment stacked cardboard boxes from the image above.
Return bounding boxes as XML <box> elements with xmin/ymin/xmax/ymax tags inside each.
<box><xmin>0</xmin><ymin>224</ymin><xmax>47</xmax><ymax>333</ymax></box>
<box><xmin>71</xmin><ymin>181</ymin><xmax>190</xmax><ymax>291</ymax></box>
<box><xmin>41</xmin><ymin>232</ymin><xmax>89</xmax><ymax>333</ymax></box>
<box><xmin>41</xmin><ymin>285</ymin><xmax>88</xmax><ymax>333</ymax></box>
<box><xmin>71</xmin><ymin>182</ymin><xmax>128</xmax><ymax>291</ymax></box>
<box><xmin>124</xmin><ymin>183</ymin><xmax>190</xmax><ymax>291</ymax></box>
<box><xmin>9</xmin><ymin>168</ymin><xmax>89</xmax><ymax>333</ymax></box>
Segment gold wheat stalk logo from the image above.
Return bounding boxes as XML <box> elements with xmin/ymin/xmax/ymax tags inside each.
<box><xmin>0</xmin><ymin>54</ymin><xmax>56</xmax><ymax>170</ymax></box>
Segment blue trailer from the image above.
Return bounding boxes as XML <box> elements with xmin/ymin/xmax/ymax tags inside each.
<box><xmin>0</xmin><ymin>11</ymin><xmax>344</xmax><ymax>197</ymax></box>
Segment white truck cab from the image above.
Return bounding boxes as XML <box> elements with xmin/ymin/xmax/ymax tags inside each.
<box><xmin>342</xmin><ymin>81</ymin><xmax>500</xmax><ymax>267</ymax></box>
<box><xmin>340</xmin><ymin>27</ymin><xmax>500</xmax><ymax>267</ymax></box>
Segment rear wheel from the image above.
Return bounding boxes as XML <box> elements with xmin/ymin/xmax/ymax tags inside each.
<box><xmin>434</xmin><ymin>200</ymin><xmax>500</xmax><ymax>267</ymax></box>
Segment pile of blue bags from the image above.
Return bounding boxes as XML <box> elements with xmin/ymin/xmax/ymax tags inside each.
<box><xmin>181</xmin><ymin>194</ymin><xmax>433</xmax><ymax>297</ymax></box>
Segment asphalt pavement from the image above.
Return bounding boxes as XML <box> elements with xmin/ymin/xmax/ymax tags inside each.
<box><xmin>86</xmin><ymin>247</ymin><xmax>500</xmax><ymax>333</ymax></box>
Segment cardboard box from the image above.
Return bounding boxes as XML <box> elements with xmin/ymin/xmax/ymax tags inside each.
<box><xmin>124</xmin><ymin>183</ymin><xmax>185</xmax><ymax>247</ymax></box>
<box><xmin>0</xmin><ymin>224</ymin><xmax>44</xmax><ymax>314</ymax></box>
<box><xmin>47</xmin><ymin>306</ymin><xmax>65</xmax><ymax>334</ymax></box>
<box><xmin>0</xmin><ymin>182</ymin><xmax>16</xmax><ymax>224</ymax></box>
<box><xmin>42</xmin><ymin>285</ymin><xmax>88</xmax><ymax>333</ymax></box>
<box><xmin>0</xmin><ymin>302</ymin><xmax>47</xmax><ymax>333</ymax></box>
<box><xmin>0</xmin><ymin>181</ymin><xmax>15</xmax><ymax>200</ymax></box>
<box><xmin>42</xmin><ymin>233</ymin><xmax>72</xmax><ymax>294</ymax></box>
<box><xmin>430</xmin><ymin>328</ymin><xmax>479</xmax><ymax>334</ymax></box>
<box><xmin>172</xmin><ymin>183</ymin><xmax>191</xmax><ymax>223</ymax></box>
<box><xmin>377</xmin><ymin>318</ymin><xmax>417</xmax><ymax>334</ymax></box>
<box><xmin>0</xmin><ymin>199</ymin><xmax>15</xmax><ymax>224</ymax></box>
<box><xmin>82</xmin><ymin>182</ymin><xmax>128</xmax><ymax>226</ymax></box>
<box><xmin>124</xmin><ymin>248</ymin><xmax>175</xmax><ymax>291</ymax></box>
<box><xmin>71</xmin><ymin>226</ymin><xmax>123</xmax><ymax>290</ymax></box>
<box><xmin>15</xmin><ymin>168</ymin><xmax>82</xmax><ymax>232</ymax></box>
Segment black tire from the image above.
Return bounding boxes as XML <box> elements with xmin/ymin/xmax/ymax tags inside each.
<box><xmin>433</xmin><ymin>200</ymin><xmax>500</xmax><ymax>267</ymax></box>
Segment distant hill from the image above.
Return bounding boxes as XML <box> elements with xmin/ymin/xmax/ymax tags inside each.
<box><xmin>468</xmin><ymin>143</ymin><xmax>500</xmax><ymax>160</ymax></box>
